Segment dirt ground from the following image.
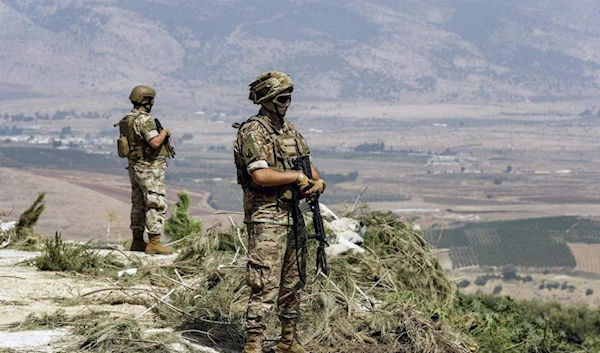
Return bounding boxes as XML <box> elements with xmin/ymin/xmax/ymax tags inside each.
<box><xmin>0</xmin><ymin>249</ymin><xmax>184</xmax><ymax>352</ymax></box>
<box><xmin>0</xmin><ymin>248</ymin><xmax>226</xmax><ymax>352</ymax></box>
<box><xmin>0</xmin><ymin>167</ymin><xmax>240</xmax><ymax>242</ymax></box>
<box><xmin>0</xmin><ymin>249</ymin><xmax>181</xmax><ymax>326</ymax></box>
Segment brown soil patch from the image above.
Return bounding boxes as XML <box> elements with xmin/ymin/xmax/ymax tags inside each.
<box><xmin>0</xmin><ymin>168</ymin><xmax>237</xmax><ymax>242</ymax></box>
<box><xmin>568</xmin><ymin>243</ymin><xmax>600</xmax><ymax>274</ymax></box>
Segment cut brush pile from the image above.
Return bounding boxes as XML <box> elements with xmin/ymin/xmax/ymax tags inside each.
<box><xmin>7</xmin><ymin>201</ymin><xmax>597</xmax><ymax>352</ymax></box>
<box><xmin>163</xmin><ymin>211</ymin><xmax>474</xmax><ymax>353</ymax></box>
<box><xmin>0</xmin><ymin>192</ymin><xmax>46</xmax><ymax>249</ymax></box>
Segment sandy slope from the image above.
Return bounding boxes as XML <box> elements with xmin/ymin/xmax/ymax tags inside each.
<box><xmin>0</xmin><ymin>167</ymin><xmax>230</xmax><ymax>242</ymax></box>
<box><xmin>1</xmin><ymin>167</ymin><xmax>132</xmax><ymax>241</ymax></box>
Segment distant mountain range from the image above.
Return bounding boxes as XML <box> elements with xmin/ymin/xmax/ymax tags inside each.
<box><xmin>2</xmin><ymin>0</ymin><xmax>600</xmax><ymax>110</ymax></box>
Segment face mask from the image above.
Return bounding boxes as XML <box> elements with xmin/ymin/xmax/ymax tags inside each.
<box><xmin>143</xmin><ymin>98</ymin><xmax>154</xmax><ymax>113</ymax></box>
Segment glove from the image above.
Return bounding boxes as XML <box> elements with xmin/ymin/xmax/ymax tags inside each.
<box><xmin>303</xmin><ymin>179</ymin><xmax>325</xmax><ymax>196</ymax></box>
<box><xmin>295</xmin><ymin>171</ymin><xmax>311</xmax><ymax>191</ymax></box>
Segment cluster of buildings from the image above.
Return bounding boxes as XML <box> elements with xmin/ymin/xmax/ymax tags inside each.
<box><xmin>1</xmin><ymin>134</ymin><xmax>114</xmax><ymax>155</ymax></box>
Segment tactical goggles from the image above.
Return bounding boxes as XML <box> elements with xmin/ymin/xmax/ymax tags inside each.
<box><xmin>274</xmin><ymin>93</ymin><xmax>291</xmax><ymax>105</ymax></box>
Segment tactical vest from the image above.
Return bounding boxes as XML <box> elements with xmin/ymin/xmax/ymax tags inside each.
<box><xmin>116</xmin><ymin>112</ymin><xmax>170</xmax><ymax>160</ymax></box>
<box><xmin>235</xmin><ymin>115</ymin><xmax>309</xmax><ymax>201</ymax></box>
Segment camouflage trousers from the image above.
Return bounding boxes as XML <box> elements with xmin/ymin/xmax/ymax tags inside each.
<box><xmin>244</xmin><ymin>216</ymin><xmax>307</xmax><ymax>333</ymax></box>
<box><xmin>128</xmin><ymin>160</ymin><xmax>167</xmax><ymax>236</ymax></box>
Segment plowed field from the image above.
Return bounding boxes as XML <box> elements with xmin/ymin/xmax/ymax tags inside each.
<box><xmin>568</xmin><ymin>243</ymin><xmax>600</xmax><ymax>274</ymax></box>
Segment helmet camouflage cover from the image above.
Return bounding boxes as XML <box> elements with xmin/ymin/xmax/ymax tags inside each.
<box><xmin>129</xmin><ymin>85</ymin><xmax>156</xmax><ymax>104</ymax></box>
<box><xmin>249</xmin><ymin>71</ymin><xmax>293</xmax><ymax>104</ymax></box>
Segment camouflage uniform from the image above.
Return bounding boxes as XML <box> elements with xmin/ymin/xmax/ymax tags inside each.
<box><xmin>234</xmin><ymin>113</ymin><xmax>311</xmax><ymax>334</ymax></box>
<box><xmin>127</xmin><ymin>109</ymin><xmax>168</xmax><ymax>238</ymax></box>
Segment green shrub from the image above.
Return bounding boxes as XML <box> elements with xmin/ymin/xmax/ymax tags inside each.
<box><xmin>516</xmin><ymin>298</ymin><xmax>600</xmax><ymax>346</ymax></box>
<box><xmin>458</xmin><ymin>279</ymin><xmax>471</xmax><ymax>288</ymax></box>
<box><xmin>501</xmin><ymin>265</ymin><xmax>518</xmax><ymax>280</ymax></box>
<box><xmin>165</xmin><ymin>191</ymin><xmax>202</xmax><ymax>241</ymax></box>
<box><xmin>456</xmin><ymin>294</ymin><xmax>600</xmax><ymax>351</ymax></box>
<box><xmin>474</xmin><ymin>276</ymin><xmax>488</xmax><ymax>286</ymax></box>
<box><xmin>35</xmin><ymin>232</ymin><xmax>125</xmax><ymax>275</ymax></box>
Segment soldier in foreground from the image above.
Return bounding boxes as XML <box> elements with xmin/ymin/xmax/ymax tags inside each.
<box><xmin>234</xmin><ymin>71</ymin><xmax>326</xmax><ymax>353</ymax></box>
<box><xmin>116</xmin><ymin>85</ymin><xmax>175</xmax><ymax>255</ymax></box>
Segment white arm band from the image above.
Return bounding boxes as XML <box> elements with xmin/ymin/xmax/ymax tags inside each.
<box><xmin>247</xmin><ymin>160</ymin><xmax>269</xmax><ymax>173</ymax></box>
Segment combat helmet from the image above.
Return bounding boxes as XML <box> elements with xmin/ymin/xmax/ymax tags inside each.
<box><xmin>249</xmin><ymin>71</ymin><xmax>293</xmax><ymax>105</ymax></box>
<box><xmin>129</xmin><ymin>85</ymin><xmax>156</xmax><ymax>105</ymax></box>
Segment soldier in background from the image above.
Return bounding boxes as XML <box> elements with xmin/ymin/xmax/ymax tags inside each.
<box><xmin>119</xmin><ymin>85</ymin><xmax>174</xmax><ymax>255</ymax></box>
<box><xmin>234</xmin><ymin>71</ymin><xmax>326</xmax><ymax>353</ymax></box>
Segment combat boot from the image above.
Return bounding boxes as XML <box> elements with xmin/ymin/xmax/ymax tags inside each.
<box><xmin>145</xmin><ymin>235</ymin><xmax>174</xmax><ymax>255</ymax></box>
<box><xmin>242</xmin><ymin>332</ymin><xmax>263</xmax><ymax>353</ymax></box>
<box><xmin>275</xmin><ymin>321</ymin><xmax>308</xmax><ymax>353</ymax></box>
<box><xmin>129</xmin><ymin>230</ymin><xmax>147</xmax><ymax>252</ymax></box>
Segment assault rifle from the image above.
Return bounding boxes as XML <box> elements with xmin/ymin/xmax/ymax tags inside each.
<box><xmin>292</xmin><ymin>155</ymin><xmax>329</xmax><ymax>277</ymax></box>
<box><xmin>154</xmin><ymin>118</ymin><xmax>176</xmax><ymax>157</ymax></box>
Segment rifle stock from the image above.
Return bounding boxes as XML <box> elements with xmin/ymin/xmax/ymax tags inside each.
<box><xmin>293</xmin><ymin>156</ymin><xmax>329</xmax><ymax>276</ymax></box>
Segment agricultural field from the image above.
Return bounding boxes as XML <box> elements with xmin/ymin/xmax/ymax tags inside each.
<box><xmin>424</xmin><ymin>217</ymin><xmax>600</xmax><ymax>270</ymax></box>
<box><xmin>0</xmin><ymin>146</ymin><xmax>124</xmax><ymax>173</ymax></box>
<box><xmin>568</xmin><ymin>243</ymin><xmax>600</xmax><ymax>273</ymax></box>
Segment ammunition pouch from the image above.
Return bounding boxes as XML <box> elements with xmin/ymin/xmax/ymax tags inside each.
<box><xmin>117</xmin><ymin>135</ymin><xmax>130</xmax><ymax>158</ymax></box>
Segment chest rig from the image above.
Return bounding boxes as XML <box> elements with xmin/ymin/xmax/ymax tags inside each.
<box><xmin>235</xmin><ymin>115</ymin><xmax>308</xmax><ymax>202</ymax></box>
<box><xmin>116</xmin><ymin>111</ymin><xmax>169</xmax><ymax>160</ymax></box>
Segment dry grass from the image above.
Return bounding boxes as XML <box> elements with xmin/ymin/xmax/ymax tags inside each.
<box><xmin>146</xmin><ymin>210</ymin><xmax>474</xmax><ymax>353</ymax></box>
<box><xmin>68</xmin><ymin>314</ymin><xmax>176</xmax><ymax>353</ymax></box>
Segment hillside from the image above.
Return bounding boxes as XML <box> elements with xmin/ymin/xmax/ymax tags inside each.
<box><xmin>1</xmin><ymin>212</ymin><xmax>600</xmax><ymax>352</ymax></box>
<box><xmin>0</xmin><ymin>167</ymin><xmax>221</xmax><ymax>242</ymax></box>
<box><xmin>2</xmin><ymin>0</ymin><xmax>600</xmax><ymax>113</ymax></box>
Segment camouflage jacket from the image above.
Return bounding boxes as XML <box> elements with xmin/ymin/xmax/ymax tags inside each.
<box><xmin>234</xmin><ymin>113</ymin><xmax>310</xmax><ymax>224</ymax></box>
<box><xmin>128</xmin><ymin>109</ymin><xmax>167</xmax><ymax>167</ymax></box>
